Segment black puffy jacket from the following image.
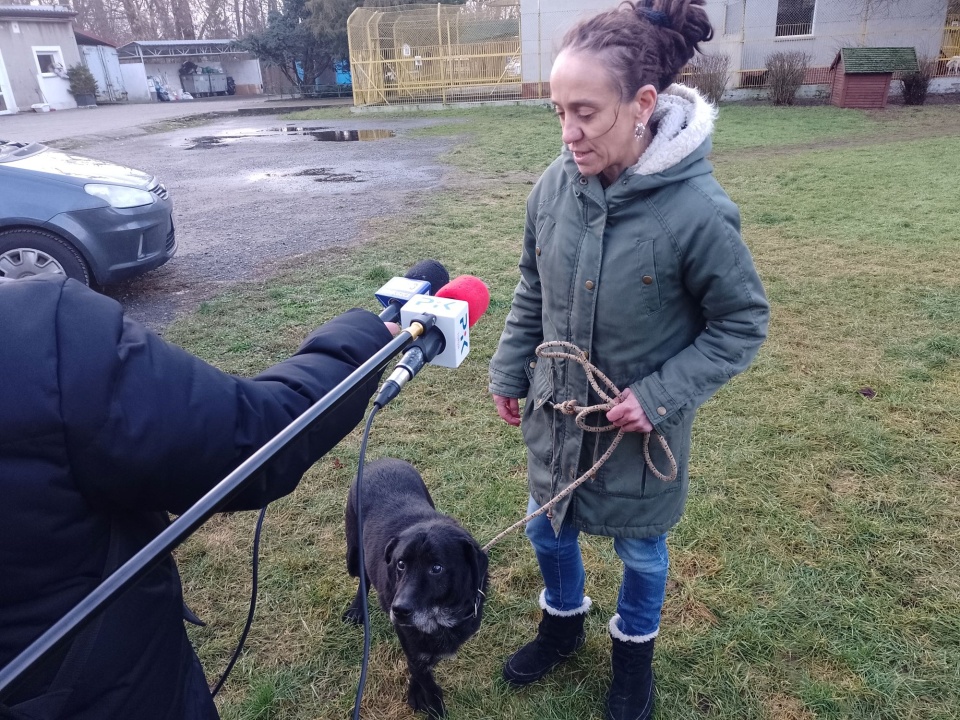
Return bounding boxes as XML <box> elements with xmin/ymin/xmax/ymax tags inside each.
<box><xmin>0</xmin><ymin>276</ymin><xmax>392</xmax><ymax>719</ymax></box>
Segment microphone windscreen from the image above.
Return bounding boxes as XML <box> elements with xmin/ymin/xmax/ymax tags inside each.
<box><xmin>434</xmin><ymin>275</ymin><xmax>490</xmax><ymax>327</ymax></box>
<box><xmin>404</xmin><ymin>259</ymin><xmax>449</xmax><ymax>294</ymax></box>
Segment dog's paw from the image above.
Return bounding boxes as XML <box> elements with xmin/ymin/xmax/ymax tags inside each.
<box><xmin>342</xmin><ymin>604</ymin><xmax>364</xmax><ymax>625</ymax></box>
<box><xmin>407</xmin><ymin>678</ymin><xmax>446</xmax><ymax>718</ymax></box>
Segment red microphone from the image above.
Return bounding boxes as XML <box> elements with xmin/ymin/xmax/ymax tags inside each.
<box><xmin>434</xmin><ymin>275</ymin><xmax>490</xmax><ymax>328</ymax></box>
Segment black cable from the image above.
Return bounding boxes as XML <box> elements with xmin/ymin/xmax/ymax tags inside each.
<box><xmin>212</xmin><ymin>398</ymin><xmax>385</xmax><ymax>705</ymax></box>
<box><xmin>210</xmin><ymin>398</ymin><xmax>383</xmax><ymax>713</ymax></box>
<box><xmin>211</xmin><ymin>505</ymin><xmax>268</xmax><ymax>698</ymax></box>
<box><xmin>351</xmin><ymin>405</ymin><xmax>380</xmax><ymax>720</ymax></box>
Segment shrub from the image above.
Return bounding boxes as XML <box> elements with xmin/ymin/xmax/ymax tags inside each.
<box><xmin>687</xmin><ymin>53</ymin><xmax>730</xmax><ymax>104</ymax></box>
<box><xmin>901</xmin><ymin>56</ymin><xmax>935</xmax><ymax>106</ymax></box>
<box><xmin>765</xmin><ymin>51</ymin><xmax>810</xmax><ymax>105</ymax></box>
<box><xmin>66</xmin><ymin>63</ymin><xmax>98</xmax><ymax>96</ymax></box>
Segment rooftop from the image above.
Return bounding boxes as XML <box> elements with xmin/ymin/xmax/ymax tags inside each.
<box><xmin>832</xmin><ymin>47</ymin><xmax>920</xmax><ymax>74</ymax></box>
<box><xmin>0</xmin><ymin>4</ymin><xmax>77</xmax><ymax>19</ymax></box>
<box><xmin>117</xmin><ymin>39</ymin><xmax>250</xmax><ymax>59</ymax></box>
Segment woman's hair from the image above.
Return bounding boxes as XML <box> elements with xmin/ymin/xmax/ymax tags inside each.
<box><xmin>559</xmin><ymin>0</ymin><xmax>714</xmax><ymax>100</ymax></box>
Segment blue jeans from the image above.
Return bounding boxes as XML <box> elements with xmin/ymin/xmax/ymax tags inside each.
<box><xmin>524</xmin><ymin>496</ymin><xmax>668</xmax><ymax>639</ymax></box>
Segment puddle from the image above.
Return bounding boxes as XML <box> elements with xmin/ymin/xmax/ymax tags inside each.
<box><xmin>308</xmin><ymin>129</ymin><xmax>395</xmax><ymax>142</ymax></box>
<box><xmin>246</xmin><ymin>168</ymin><xmax>363</xmax><ymax>183</ymax></box>
<box><xmin>293</xmin><ymin>168</ymin><xmax>363</xmax><ymax>182</ymax></box>
<box><xmin>186</xmin><ymin>126</ymin><xmax>394</xmax><ymax>149</ymax></box>
<box><xmin>186</xmin><ymin>136</ymin><xmax>227</xmax><ymax>149</ymax></box>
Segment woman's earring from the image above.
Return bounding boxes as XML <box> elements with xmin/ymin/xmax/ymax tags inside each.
<box><xmin>634</xmin><ymin>122</ymin><xmax>646</xmax><ymax>141</ymax></box>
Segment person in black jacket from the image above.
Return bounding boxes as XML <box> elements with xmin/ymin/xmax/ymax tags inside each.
<box><xmin>0</xmin><ymin>275</ymin><xmax>397</xmax><ymax>720</ymax></box>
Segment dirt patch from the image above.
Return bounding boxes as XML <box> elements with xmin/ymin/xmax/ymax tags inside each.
<box><xmin>94</xmin><ymin>112</ymin><xmax>459</xmax><ymax>330</ymax></box>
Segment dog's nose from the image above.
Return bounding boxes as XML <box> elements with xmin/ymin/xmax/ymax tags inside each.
<box><xmin>391</xmin><ymin>602</ymin><xmax>413</xmax><ymax>621</ymax></box>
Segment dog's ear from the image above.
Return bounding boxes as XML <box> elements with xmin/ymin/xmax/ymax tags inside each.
<box><xmin>384</xmin><ymin>536</ymin><xmax>399</xmax><ymax>565</ymax></box>
<box><xmin>462</xmin><ymin>539</ymin><xmax>489</xmax><ymax>593</ymax></box>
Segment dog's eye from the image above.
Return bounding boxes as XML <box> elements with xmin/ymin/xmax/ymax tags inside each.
<box><xmin>430</xmin><ymin>564</ymin><xmax>443</xmax><ymax>575</ymax></box>
<box><xmin>396</xmin><ymin>560</ymin><xmax>406</xmax><ymax>571</ymax></box>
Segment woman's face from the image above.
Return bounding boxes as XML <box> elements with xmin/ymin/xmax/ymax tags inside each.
<box><xmin>550</xmin><ymin>50</ymin><xmax>653</xmax><ymax>184</ymax></box>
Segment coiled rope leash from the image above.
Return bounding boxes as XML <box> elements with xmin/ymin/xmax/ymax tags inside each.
<box><xmin>482</xmin><ymin>341</ymin><xmax>677</xmax><ymax>552</ymax></box>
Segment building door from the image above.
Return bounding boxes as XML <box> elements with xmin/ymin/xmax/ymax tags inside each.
<box><xmin>81</xmin><ymin>45</ymin><xmax>127</xmax><ymax>103</ymax></box>
<box><xmin>0</xmin><ymin>47</ymin><xmax>17</xmax><ymax>114</ymax></box>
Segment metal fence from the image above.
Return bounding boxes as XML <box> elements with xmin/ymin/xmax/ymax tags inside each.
<box><xmin>943</xmin><ymin>14</ymin><xmax>960</xmax><ymax>58</ymax></box>
<box><xmin>346</xmin><ymin>2</ymin><xmax>959</xmax><ymax>107</ymax></box>
<box><xmin>347</xmin><ymin>2</ymin><xmax>521</xmax><ymax>106</ymax></box>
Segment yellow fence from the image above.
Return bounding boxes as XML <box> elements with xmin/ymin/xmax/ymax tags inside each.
<box><xmin>942</xmin><ymin>18</ymin><xmax>960</xmax><ymax>59</ymax></box>
<box><xmin>348</xmin><ymin>3</ymin><xmax>521</xmax><ymax>106</ymax></box>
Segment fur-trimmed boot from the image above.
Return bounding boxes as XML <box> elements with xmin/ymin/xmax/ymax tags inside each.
<box><xmin>502</xmin><ymin>591</ymin><xmax>592</xmax><ymax>687</ymax></box>
<box><xmin>606</xmin><ymin>614</ymin><xmax>656</xmax><ymax>720</ymax></box>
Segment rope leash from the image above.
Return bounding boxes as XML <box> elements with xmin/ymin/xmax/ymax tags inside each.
<box><xmin>482</xmin><ymin>341</ymin><xmax>677</xmax><ymax>552</ymax></box>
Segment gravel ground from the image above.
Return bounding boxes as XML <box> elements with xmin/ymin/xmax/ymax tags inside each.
<box><xmin>58</xmin><ymin>110</ymin><xmax>464</xmax><ymax>331</ymax></box>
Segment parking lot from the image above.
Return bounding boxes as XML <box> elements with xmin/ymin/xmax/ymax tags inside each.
<box><xmin>1</xmin><ymin>98</ymin><xmax>460</xmax><ymax>329</ymax></box>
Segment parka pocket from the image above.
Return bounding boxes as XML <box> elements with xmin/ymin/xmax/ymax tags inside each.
<box><xmin>590</xmin><ymin>406</ymin><xmax>688</xmax><ymax>500</ymax></box>
<box><xmin>635</xmin><ymin>239</ymin><xmax>662</xmax><ymax>315</ymax></box>
<box><xmin>521</xmin><ymin>357</ymin><xmax>556</xmax><ymax>466</ymax></box>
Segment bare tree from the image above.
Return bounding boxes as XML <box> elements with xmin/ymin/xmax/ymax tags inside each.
<box><xmin>172</xmin><ymin>0</ymin><xmax>197</xmax><ymax>38</ymax></box>
<box><xmin>72</xmin><ymin>0</ymin><xmax>131</xmax><ymax>43</ymax></box>
<box><xmin>119</xmin><ymin>0</ymin><xmax>149</xmax><ymax>38</ymax></box>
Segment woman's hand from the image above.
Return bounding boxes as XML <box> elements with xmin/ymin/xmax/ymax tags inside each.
<box><xmin>605</xmin><ymin>388</ymin><xmax>653</xmax><ymax>433</ymax></box>
<box><xmin>493</xmin><ymin>394</ymin><xmax>521</xmax><ymax>427</ymax></box>
<box><xmin>384</xmin><ymin>322</ymin><xmax>401</xmax><ymax>337</ymax></box>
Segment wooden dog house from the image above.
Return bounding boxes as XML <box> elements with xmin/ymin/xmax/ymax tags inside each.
<box><xmin>830</xmin><ymin>47</ymin><xmax>919</xmax><ymax>109</ymax></box>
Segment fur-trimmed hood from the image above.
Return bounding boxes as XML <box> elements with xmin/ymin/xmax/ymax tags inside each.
<box><xmin>559</xmin><ymin>84</ymin><xmax>717</xmax><ymax>193</ymax></box>
<box><xmin>633</xmin><ymin>83</ymin><xmax>717</xmax><ymax>176</ymax></box>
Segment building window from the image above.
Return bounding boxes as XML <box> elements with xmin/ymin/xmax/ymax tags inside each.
<box><xmin>34</xmin><ymin>48</ymin><xmax>65</xmax><ymax>77</ymax></box>
<box><xmin>724</xmin><ymin>1</ymin><xmax>744</xmax><ymax>36</ymax></box>
<box><xmin>775</xmin><ymin>0</ymin><xmax>815</xmax><ymax>37</ymax></box>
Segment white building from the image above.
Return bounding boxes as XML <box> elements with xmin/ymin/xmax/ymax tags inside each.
<box><xmin>0</xmin><ymin>4</ymin><xmax>82</xmax><ymax>114</ymax></box>
<box><xmin>517</xmin><ymin>0</ymin><xmax>950</xmax><ymax>95</ymax></box>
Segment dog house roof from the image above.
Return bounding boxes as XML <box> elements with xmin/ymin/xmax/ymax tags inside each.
<box><xmin>830</xmin><ymin>47</ymin><xmax>919</xmax><ymax>74</ymax></box>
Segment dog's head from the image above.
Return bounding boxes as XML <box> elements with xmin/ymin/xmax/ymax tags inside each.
<box><xmin>384</xmin><ymin>519</ymin><xmax>489</xmax><ymax>641</ymax></box>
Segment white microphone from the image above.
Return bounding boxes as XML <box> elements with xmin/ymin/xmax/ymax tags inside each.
<box><xmin>374</xmin><ymin>275</ymin><xmax>490</xmax><ymax>408</ymax></box>
<box><xmin>399</xmin><ymin>294</ymin><xmax>470</xmax><ymax>369</ymax></box>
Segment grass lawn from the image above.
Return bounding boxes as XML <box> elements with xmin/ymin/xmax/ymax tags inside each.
<box><xmin>169</xmin><ymin>102</ymin><xmax>960</xmax><ymax>720</ymax></box>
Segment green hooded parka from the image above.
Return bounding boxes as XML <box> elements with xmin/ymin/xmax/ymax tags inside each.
<box><xmin>489</xmin><ymin>85</ymin><xmax>769</xmax><ymax>539</ymax></box>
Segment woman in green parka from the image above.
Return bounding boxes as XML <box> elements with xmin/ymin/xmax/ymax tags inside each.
<box><xmin>488</xmin><ymin>2</ymin><xmax>769</xmax><ymax>718</ymax></box>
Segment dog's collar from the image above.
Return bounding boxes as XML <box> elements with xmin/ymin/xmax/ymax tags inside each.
<box><xmin>465</xmin><ymin>588</ymin><xmax>485</xmax><ymax>621</ymax></box>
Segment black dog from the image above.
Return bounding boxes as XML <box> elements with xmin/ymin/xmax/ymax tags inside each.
<box><xmin>343</xmin><ymin>458</ymin><xmax>488</xmax><ymax>718</ymax></box>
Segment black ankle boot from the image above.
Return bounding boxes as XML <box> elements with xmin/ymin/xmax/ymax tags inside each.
<box><xmin>502</xmin><ymin>594</ymin><xmax>591</xmax><ymax>687</ymax></box>
<box><xmin>606</xmin><ymin>616</ymin><xmax>656</xmax><ymax>720</ymax></box>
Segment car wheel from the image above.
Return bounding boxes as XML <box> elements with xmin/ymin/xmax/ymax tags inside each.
<box><xmin>0</xmin><ymin>229</ymin><xmax>91</xmax><ymax>286</ymax></box>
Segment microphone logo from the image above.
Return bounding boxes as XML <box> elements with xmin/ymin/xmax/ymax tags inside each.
<box><xmin>458</xmin><ymin>316</ymin><xmax>469</xmax><ymax>352</ymax></box>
